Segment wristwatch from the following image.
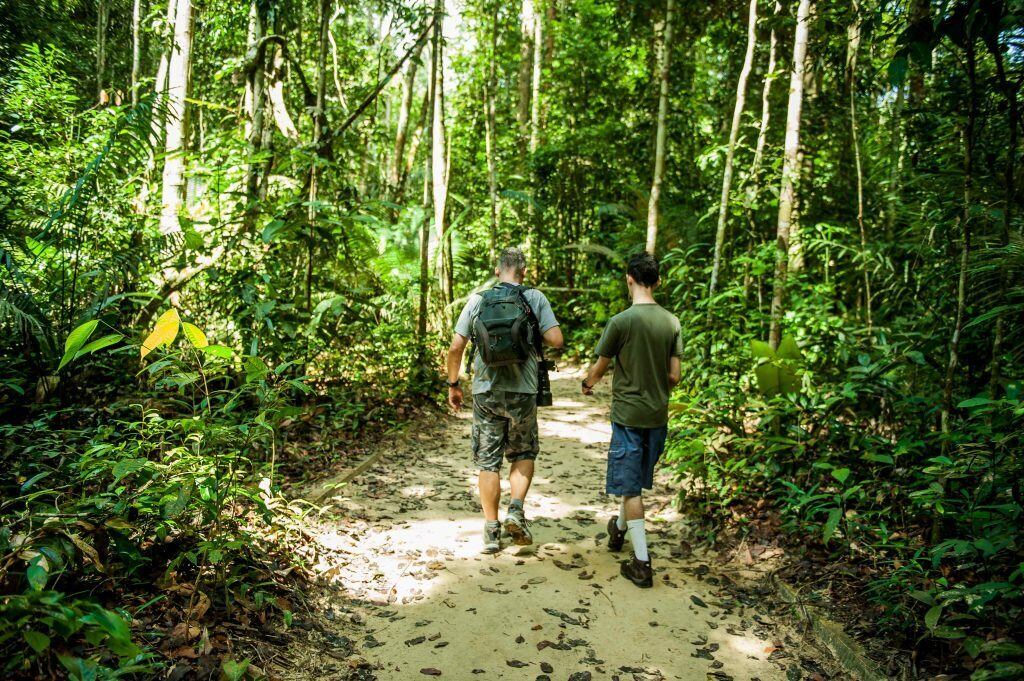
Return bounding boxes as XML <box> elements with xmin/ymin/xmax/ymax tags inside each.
<box><xmin>447</xmin><ymin>379</ymin><xmax>460</xmax><ymax>388</ymax></box>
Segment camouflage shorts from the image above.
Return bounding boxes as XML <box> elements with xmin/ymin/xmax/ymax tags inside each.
<box><xmin>471</xmin><ymin>390</ymin><xmax>539</xmax><ymax>472</ymax></box>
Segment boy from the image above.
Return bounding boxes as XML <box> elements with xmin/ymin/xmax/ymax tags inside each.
<box><xmin>582</xmin><ymin>252</ymin><xmax>681</xmax><ymax>587</ymax></box>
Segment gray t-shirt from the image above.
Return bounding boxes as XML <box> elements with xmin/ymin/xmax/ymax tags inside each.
<box><xmin>454</xmin><ymin>286</ymin><xmax>559</xmax><ymax>395</ymax></box>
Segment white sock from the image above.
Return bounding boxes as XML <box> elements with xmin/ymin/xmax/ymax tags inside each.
<box><xmin>626</xmin><ymin>519</ymin><xmax>648</xmax><ymax>561</ymax></box>
<box><xmin>616</xmin><ymin>500</ymin><xmax>627</xmax><ymax>530</ymax></box>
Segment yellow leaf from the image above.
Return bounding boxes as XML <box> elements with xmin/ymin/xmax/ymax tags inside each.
<box><xmin>181</xmin><ymin>322</ymin><xmax>208</xmax><ymax>349</ymax></box>
<box><xmin>140</xmin><ymin>308</ymin><xmax>181</xmax><ymax>359</ymax></box>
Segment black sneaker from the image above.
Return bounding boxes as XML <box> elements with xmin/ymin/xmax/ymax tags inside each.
<box><xmin>620</xmin><ymin>553</ymin><xmax>653</xmax><ymax>588</ymax></box>
<box><xmin>503</xmin><ymin>507</ymin><xmax>533</xmax><ymax>546</ymax></box>
<box><xmin>607</xmin><ymin>515</ymin><xmax>626</xmax><ymax>552</ymax></box>
<box><xmin>482</xmin><ymin>522</ymin><xmax>502</xmax><ymax>554</ymax></box>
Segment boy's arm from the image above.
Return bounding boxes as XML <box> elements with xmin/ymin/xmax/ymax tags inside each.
<box><xmin>582</xmin><ymin>356</ymin><xmax>612</xmax><ymax>395</ymax></box>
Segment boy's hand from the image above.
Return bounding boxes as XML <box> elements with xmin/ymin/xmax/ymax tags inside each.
<box><xmin>581</xmin><ymin>379</ymin><xmax>594</xmax><ymax>396</ymax></box>
<box><xmin>448</xmin><ymin>385</ymin><xmax>464</xmax><ymax>411</ymax></box>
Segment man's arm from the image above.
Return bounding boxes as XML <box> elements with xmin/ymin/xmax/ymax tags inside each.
<box><xmin>447</xmin><ymin>334</ymin><xmax>468</xmax><ymax>410</ymax></box>
<box><xmin>582</xmin><ymin>356</ymin><xmax>612</xmax><ymax>395</ymax></box>
<box><xmin>542</xmin><ymin>326</ymin><xmax>564</xmax><ymax>348</ymax></box>
<box><xmin>668</xmin><ymin>356</ymin><xmax>681</xmax><ymax>387</ymax></box>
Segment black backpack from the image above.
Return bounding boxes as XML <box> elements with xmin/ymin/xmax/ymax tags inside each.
<box><xmin>471</xmin><ymin>284</ymin><xmax>539</xmax><ymax>368</ymax></box>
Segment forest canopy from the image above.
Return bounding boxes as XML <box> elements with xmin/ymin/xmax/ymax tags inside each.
<box><xmin>1</xmin><ymin>0</ymin><xmax>1023</xmax><ymax>678</ymax></box>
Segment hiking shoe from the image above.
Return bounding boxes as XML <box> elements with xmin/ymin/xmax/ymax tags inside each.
<box><xmin>503</xmin><ymin>507</ymin><xmax>533</xmax><ymax>546</ymax></box>
<box><xmin>607</xmin><ymin>515</ymin><xmax>626</xmax><ymax>552</ymax></box>
<box><xmin>620</xmin><ymin>553</ymin><xmax>653</xmax><ymax>588</ymax></box>
<box><xmin>482</xmin><ymin>522</ymin><xmax>502</xmax><ymax>554</ymax></box>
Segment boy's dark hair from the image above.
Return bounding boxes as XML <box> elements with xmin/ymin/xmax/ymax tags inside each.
<box><xmin>627</xmin><ymin>251</ymin><xmax>660</xmax><ymax>287</ymax></box>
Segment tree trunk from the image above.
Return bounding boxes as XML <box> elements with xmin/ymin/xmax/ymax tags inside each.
<box><xmin>403</xmin><ymin>88</ymin><xmax>430</xmax><ymax>192</ymax></box>
<box><xmin>96</xmin><ymin>0</ymin><xmax>110</xmax><ymax>104</ymax></box>
<box><xmin>517</xmin><ymin>0</ymin><xmax>534</xmax><ymax>159</ymax></box>
<box><xmin>418</xmin><ymin>47</ymin><xmax>436</xmax><ymax>354</ymax></box>
<box><xmin>390</xmin><ymin>41</ymin><xmax>423</xmax><ymax>190</ymax></box>
<box><xmin>268</xmin><ymin>43</ymin><xmax>300</xmax><ymax>141</ymax></box>
<box><xmin>941</xmin><ymin>41</ymin><xmax>976</xmax><ymax>445</ymax></box>
<box><xmin>750</xmin><ymin>1</ymin><xmax>780</xmax><ymax>190</ymax></box>
<box><xmin>159</xmin><ymin>0</ymin><xmax>193</xmax><ymax>237</ymax></box>
<box><xmin>847</xmin><ymin>1</ymin><xmax>872</xmax><ymax>332</ymax></box>
<box><xmin>768</xmin><ymin>0</ymin><xmax>811</xmax><ymax>349</ymax></box>
<box><xmin>243</xmin><ymin>2</ymin><xmax>267</xmax><ymax>232</ymax></box>
<box><xmin>527</xmin><ymin>0</ymin><xmax>544</xmax><ymax>265</ymax></box>
<box><xmin>987</xmin><ymin>39</ymin><xmax>1019</xmax><ymax>395</ymax></box>
<box><xmin>484</xmin><ymin>1</ymin><xmax>501</xmax><ymax>262</ymax></box>
<box><xmin>305</xmin><ymin>0</ymin><xmax>330</xmax><ymax>312</ymax></box>
<box><xmin>885</xmin><ymin>83</ymin><xmax>905</xmax><ymax>240</ymax></box>
<box><xmin>131</xmin><ymin>0</ymin><xmax>143</xmax><ymax>106</ymax></box>
<box><xmin>430</xmin><ymin>0</ymin><xmax>452</xmax><ymax>323</ymax></box>
<box><xmin>645</xmin><ymin>0</ymin><xmax>674</xmax><ymax>256</ymax></box>
<box><xmin>707</xmin><ymin>0</ymin><xmax>756</xmax><ymax>305</ymax></box>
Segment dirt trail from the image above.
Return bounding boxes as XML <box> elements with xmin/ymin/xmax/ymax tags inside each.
<box><xmin>298</xmin><ymin>368</ymin><xmax>826</xmax><ymax>680</ymax></box>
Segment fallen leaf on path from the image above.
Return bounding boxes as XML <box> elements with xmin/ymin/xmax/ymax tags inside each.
<box><xmin>419</xmin><ymin>669</ymin><xmax>442</xmax><ymax>676</ymax></box>
<box><xmin>506</xmin><ymin>660</ymin><xmax>528</xmax><ymax>668</ymax></box>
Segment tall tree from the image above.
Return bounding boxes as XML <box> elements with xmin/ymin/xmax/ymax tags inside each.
<box><xmin>645</xmin><ymin>0</ymin><xmax>674</xmax><ymax>255</ymax></box>
<box><xmin>390</xmin><ymin>41</ymin><xmax>423</xmax><ymax>193</ymax></box>
<box><xmin>517</xmin><ymin>0</ymin><xmax>534</xmax><ymax>159</ymax></box>
<box><xmin>306</xmin><ymin>0</ymin><xmax>331</xmax><ymax>312</ymax></box>
<box><xmin>847</xmin><ymin>0</ymin><xmax>871</xmax><ymax>331</ymax></box>
<box><xmin>707</xmin><ymin>0</ymin><xmax>757</xmax><ymax>306</ymax></box>
<box><xmin>131</xmin><ymin>0</ymin><xmax>143</xmax><ymax>106</ymax></box>
<box><xmin>768</xmin><ymin>0</ymin><xmax>811</xmax><ymax>349</ymax></box>
<box><xmin>242</xmin><ymin>1</ymin><xmax>267</xmax><ymax>232</ymax></box>
<box><xmin>430</xmin><ymin>0</ymin><xmax>452</xmax><ymax>319</ymax></box>
<box><xmin>159</xmin><ymin>0</ymin><xmax>193</xmax><ymax>236</ymax></box>
<box><xmin>96</xmin><ymin>0</ymin><xmax>110</xmax><ymax>103</ymax></box>
<box><xmin>483</xmin><ymin>0</ymin><xmax>501</xmax><ymax>261</ymax></box>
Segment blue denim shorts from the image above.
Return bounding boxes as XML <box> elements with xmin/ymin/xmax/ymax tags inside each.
<box><xmin>606</xmin><ymin>422</ymin><xmax>668</xmax><ymax>497</ymax></box>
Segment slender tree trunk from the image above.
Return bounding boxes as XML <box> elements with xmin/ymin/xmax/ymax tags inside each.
<box><xmin>96</xmin><ymin>0</ymin><xmax>110</xmax><ymax>104</ymax></box>
<box><xmin>484</xmin><ymin>2</ymin><xmax>501</xmax><ymax>262</ymax></box>
<box><xmin>305</xmin><ymin>0</ymin><xmax>330</xmax><ymax>312</ymax></box>
<box><xmin>885</xmin><ymin>83</ymin><xmax>905</xmax><ymax>240</ymax></box>
<box><xmin>707</xmin><ymin>0</ymin><xmax>756</xmax><ymax>305</ymax></box>
<box><xmin>645</xmin><ymin>0</ymin><xmax>674</xmax><ymax>256</ymax></box>
<box><xmin>430</xmin><ymin>0</ymin><xmax>452</xmax><ymax>323</ymax></box>
<box><xmin>403</xmin><ymin>88</ymin><xmax>430</xmax><ymax>192</ymax></box>
<box><xmin>528</xmin><ymin>0</ymin><xmax>544</xmax><ymax>264</ymax></box>
<box><xmin>988</xmin><ymin>43</ymin><xmax>1019</xmax><ymax>395</ymax></box>
<box><xmin>517</xmin><ymin>0</ymin><xmax>534</xmax><ymax>159</ymax></box>
<box><xmin>768</xmin><ymin>0</ymin><xmax>811</xmax><ymax>349</ymax></box>
<box><xmin>418</xmin><ymin>48</ymin><xmax>436</xmax><ymax>355</ymax></box>
<box><xmin>243</xmin><ymin>2</ymin><xmax>267</xmax><ymax>232</ymax></box>
<box><xmin>159</xmin><ymin>0</ymin><xmax>193</xmax><ymax>236</ymax></box>
<box><xmin>390</xmin><ymin>42</ymin><xmax>423</xmax><ymax>190</ymax></box>
<box><xmin>131</xmin><ymin>0</ymin><xmax>143</xmax><ymax>106</ymax></box>
<box><xmin>750</xmin><ymin>1</ymin><xmax>780</xmax><ymax>190</ymax></box>
<box><xmin>787</xmin><ymin>46</ymin><xmax>816</xmax><ymax>273</ymax></box>
<box><xmin>268</xmin><ymin>43</ymin><xmax>300</xmax><ymax>141</ymax></box>
<box><xmin>847</xmin><ymin>1</ymin><xmax>872</xmax><ymax>332</ymax></box>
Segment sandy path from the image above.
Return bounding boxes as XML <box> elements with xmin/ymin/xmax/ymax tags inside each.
<box><xmin>307</xmin><ymin>368</ymin><xmax>815</xmax><ymax>680</ymax></box>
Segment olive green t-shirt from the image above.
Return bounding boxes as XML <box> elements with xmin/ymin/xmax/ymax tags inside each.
<box><xmin>595</xmin><ymin>303</ymin><xmax>683</xmax><ymax>428</ymax></box>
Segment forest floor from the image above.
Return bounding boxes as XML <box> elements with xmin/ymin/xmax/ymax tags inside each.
<box><xmin>268</xmin><ymin>368</ymin><xmax>840</xmax><ymax>680</ymax></box>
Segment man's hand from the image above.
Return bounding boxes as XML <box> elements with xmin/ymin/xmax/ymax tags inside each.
<box><xmin>581</xmin><ymin>379</ymin><xmax>594</xmax><ymax>396</ymax></box>
<box><xmin>448</xmin><ymin>385</ymin><xmax>464</xmax><ymax>412</ymax></box>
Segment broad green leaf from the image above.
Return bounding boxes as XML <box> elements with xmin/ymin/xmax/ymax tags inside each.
<box><xmin>26</xmin><ymin>554</ymin><xmax>48</xmax><ymax>590</ymax></box>
<box><xmin>222</xmin><ymin>658</ymin><xmax>250</xmax><ymax>681</ymax></box>
<box><xmin>141</xmin><ymin>308</ymin><xmax>180</xmax><ymax>359</ymax></box>
<box><xmin>75</xmin><ymin>333</ymin><xmax>123</xmax><ymax>359</ymax></box>
<box><xmin>932</xmin><ymin>626</ymin><xmax>965</xmax><ymax>639</ymax></box>
<box><xmin>963</xmin><ymin>636</ymin><xmax>984</xmax><ymax>659</ymax></box>
<box><xmin>181</xmin><ymin>322</ymin><xmax>208</xmax><ymax>349</ymax></box>
<box><xmin>958</xmin><ymin>397</ymin><xmax>996</xmax><ymax>409</ymax></box>
<box><xmin>755</xmin><ymin>363</ymin><xmax>780</xmax><ymax>395</ymax></box>
<box><xmin>971</xmin><ymin>662</ymin><xmax>1024</xmax><ymax>680</ymax></box>
<box><xmin>203</xmin><ymin>344</ymin><xmax>233</xmax><ymax>358</ymax></box>
<box><xmin>262</xmin><ymin>219</ymin><xmax>288</xmax><ymax>243</ymax></box>
<box><xmin>822</xmin><ymin>507</ymin><xmax>841</xmax><ymax>544</ymax></box>
<box><xmin>245</xmin><ymin>356</ymin><xmax>269</xmax><ymax>383</ymax></box>
<box><xmin>750</xmin><ymin>340</ymin><xmax>775</xmax><ymax>359</ymax></box>
<box><xmin>776</xmin><ymin>335</ymin><xmax>802</xmax><ymax>360</ymax></box>
<box><xmin>861</xmin><ymin>453</ymin><xmax>894</xmax><ymax>464</ymax></box>
<box><xmin>58</xmin><ymin>655</ymin><xmax>99</xmax><ymax>681</ymax></box>
<box><xmin>59</xmin><ymin>320</ymin><xmax>98</xmax><ymax>370</ymax></box>
<box><xmin>23</xmin><ymin>630</ymin><xmax>50</xmax><ymax>653</ymax></box>
<box><xmin>831</xmin><ymin>468</ymin><xmax>851</xmax><ymax>484</ymax></box>
<box><xmin>925</xmin><ymin>605</ymin><xmax>942</xmax><ymax>629</ymax></box>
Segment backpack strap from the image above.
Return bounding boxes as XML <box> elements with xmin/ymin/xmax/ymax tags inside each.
<box><xmin>509</xmin><ymin>285</ymin><xmax>546</xmax><ymax>360</ymax></box>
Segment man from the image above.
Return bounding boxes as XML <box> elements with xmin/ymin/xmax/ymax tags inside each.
<box><xmin>582</xmin><ymin>252</ymin><xmax>681</xmax><ymax>587</ymax></box>
<box><xmin>447</xmin><ymin>247</ymin><xmax>563</xmax><ymax>554</ymax></box>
